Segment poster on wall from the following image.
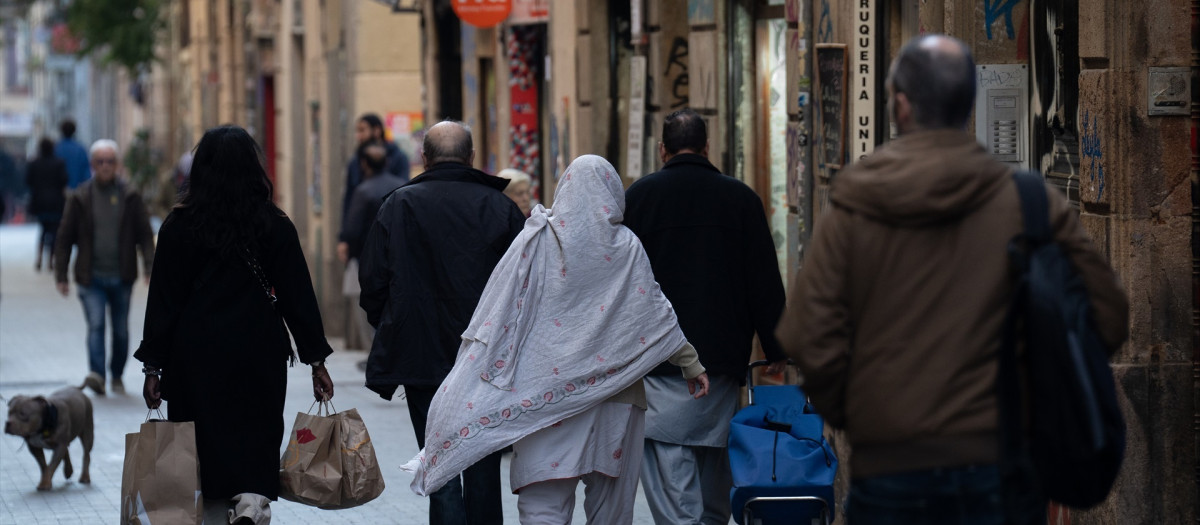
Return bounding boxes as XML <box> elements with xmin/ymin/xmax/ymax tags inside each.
<box><xmin>507</xmin><ymin>26</ymin><xmax>541</xmax><ymax>201</ymax></box>
<box><xmin>815</xmin><ymin>44</ymin><xmax>847</xmax><ymax>170</ymax></box>
<box><xmin>385</xmin><ymin>111</ymin><xmax>425</xmax><ymax>170</ymax></box>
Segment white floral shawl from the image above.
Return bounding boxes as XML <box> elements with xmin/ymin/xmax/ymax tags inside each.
<box><xmin>402</xmin><ymin>155</ymin><xmax>688</xmax><ymax>495</ymax></box>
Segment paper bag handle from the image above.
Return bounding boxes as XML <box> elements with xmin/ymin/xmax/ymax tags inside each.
<box><xmin>145</xmin><ymin>408</ymin><xmax>166</xmax><ymax>422</ymax></box>
<box><xmin>306</xmin><ymin>399</ymin><xmax>337</xmax><ymax>416</ymax></box>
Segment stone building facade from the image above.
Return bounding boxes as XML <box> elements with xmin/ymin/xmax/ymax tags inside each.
<box><xmin>426</xmin><ymin>0</ymin><xmax>1197</xmax><ymax>522</ymax></box>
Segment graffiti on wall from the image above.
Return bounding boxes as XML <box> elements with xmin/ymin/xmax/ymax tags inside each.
<box><xmin>507</xmin><ymin>26</ymin><xmax>541</xmax><ymax>200</ymax></box>
<box><xmin>1081</xmin><ymin>109</ymin><xmax>1104</xmax><ymax>200</ymax></box>
<box><xmin>984</xmin><ymin>0</ymin><xmax>1022</xmax><ymax>40</ymax></box>
<box><xmin>665</xmin><ymin>37</ymin><xmax>689</xmax><ymax>109</ymax></box>
<box><xmin>818</xmin><ymin>0</ymin><xmax>833</xmax><ymax>43</ymax></box>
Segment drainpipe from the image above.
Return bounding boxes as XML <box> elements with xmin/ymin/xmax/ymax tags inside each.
<box><xmin>1190</xmin><ymin>0</ymin><xmax>1199</xmax><ymax>520</ymax></box>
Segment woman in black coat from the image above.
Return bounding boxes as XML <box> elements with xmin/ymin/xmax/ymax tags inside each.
<box><xmin>25</xmin><ymin>137</ymin><xmax>67</xmax><ymax>271</ymax></box>
<box><xmin>136</xmin><ymin>126</ymin><xmax>335</xmax><ymax>524</ymax></box>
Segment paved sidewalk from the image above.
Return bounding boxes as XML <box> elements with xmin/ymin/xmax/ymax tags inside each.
<box><xmin>0</xmin><ymin>224</ymin><xmax>662</xmax><ymax>524</ymax></box>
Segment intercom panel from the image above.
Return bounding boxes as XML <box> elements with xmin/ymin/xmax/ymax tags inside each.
<box><xmin>974</xmin><ymin>65</ymin><xmax>1028</xmax><ymax>170</ymax></box>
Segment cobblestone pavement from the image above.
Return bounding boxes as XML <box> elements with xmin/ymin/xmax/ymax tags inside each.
<box><xmin>0</xmin><ymin>224</ymin><xmax>662</xmax><ymax>524</ymax></box>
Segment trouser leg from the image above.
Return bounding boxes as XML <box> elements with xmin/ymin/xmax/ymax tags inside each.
<box><xmin>696</xmin><ymin>445</ymin><xmax>733</xmax><ymax>525</ymax></box>
<box><xmin>462</xmin><ymin>450</ymin><xmax>503</xmax><ymax>525</ymax></box>
<box><xmin>79</xmin><ymin>284</ymin><xmax>107</xmax><ymax>378</ymax></box>
<box><xmin>517</xmin><ymin>477</ymin><xmax>578</xmax><ymax>524</ymax></box>
<box><xmin>406</xmin><ymin>386</ymin><xmax>468</xmax><ymax>525</ymax></box>
<box><xmin>108</xmin><ymin>280</ymin><xmax>132</xmax><ymax>379</ymax></box>
<box><xmin>640</xmin><ymin>439</ymin><xmax>704</xmax><ymax>524</ymax></box>
<box><xmin>582</xmin><ymin>408</ymin><xmax>645</xmax><ymax>525</ymax></box>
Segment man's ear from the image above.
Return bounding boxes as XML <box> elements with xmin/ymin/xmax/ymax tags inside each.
<box><xmin>894</xmin><ymin>92</ymin><xmax>913</xmax><ymax>131</ymax></box>
<box><xmin>701</xmin><ymin>141</ymin><xmax>709</xmax><ymax>158</ymax></box>
<box><xmin>658</xmin><ymin>142</ymin><xmax>668</xmax><ymax>164</ymax></box>
<box><xmin>468</xmin><ymin>149</ymin><xmax>476</xmax><ymax>166</ymax></box>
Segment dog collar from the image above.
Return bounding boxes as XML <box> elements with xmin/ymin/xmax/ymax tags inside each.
<box><xmin>39</xmin><ymin>402</ymin><xmax>58</xmax><ymax>439</ymax></box>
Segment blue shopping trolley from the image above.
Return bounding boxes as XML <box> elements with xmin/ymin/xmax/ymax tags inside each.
<box><xmin>729</xmin><ymin>361</ymin><xmax>837</xmax><ymax>525</ymax></box>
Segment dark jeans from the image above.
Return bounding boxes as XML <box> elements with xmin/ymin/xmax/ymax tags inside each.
<box><xmin>405</xmin><ymin>385</ymin><xmax>503</xmax><ymax>525</ymax></box>
<box><xmin>79</xmin><ymin>276</ymin><xmax>132</xmax><ymax>380</ymax></box>
<box><xmin>37</xmin><ymin>217</ymin><xmax>60</xmax><ymax>248</ymax></box>
<box><xmin>846</xmin><ymin>464</ymin><xmax>1037</xmax><ymax>525</ymax></box>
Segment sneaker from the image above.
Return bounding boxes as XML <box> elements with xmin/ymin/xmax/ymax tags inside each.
<box><xmin>111</xmin><ymin>378</ymin><xmax>125</xmax><ymax>395</ymax></box>
<box><xmin>83</xmin><ymin>372</ymin><xmax>106</xmax><ymax>396</ymax></box>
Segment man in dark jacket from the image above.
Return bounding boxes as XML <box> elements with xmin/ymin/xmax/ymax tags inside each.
<box><xmin>775</xmin><ymin>35</ymin><xmax>1129</xmax><ymax>523</ymax></box>
<box><xmin>625</xmin><ymin>108</ymin><xmax>788</xmax><ymax>524</ymax></box>
<box><xmin>342</xmin><ymin>113</ymin><xmax>409</xmax><ymax>229</ymax></box>
<box><xmin>338</xmin><ymin>140</ymin><xmax>404</xmax><ymax>350</ymax></box>
<box><xmin>54</xmin><ymin>139</ymin><xmax>155</xmax><ymax>397</ymax></box>
<box><xmin>360</xmin><ymin>120</ymin><xmax>524</xmax><ymax>525</ymax></box>
<box><xmin>26</xmin><ymin>137</ymin><xmax>68</xmax><ymax>271</ymax></box>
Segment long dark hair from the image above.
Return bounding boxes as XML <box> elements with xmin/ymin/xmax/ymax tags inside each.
<box><xmin>176</xmin><ymin>125</ymin><xmax>282</xmax><ymax>257</ymax></box>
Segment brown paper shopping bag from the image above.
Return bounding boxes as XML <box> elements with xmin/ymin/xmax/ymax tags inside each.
<box><xmin>279</xmin><ymin>402</ymin><xmax>385</xmax><ymax>509</ymax></box>
<box><xmin>120</xmin><ymin>416</ymin><xmax>202</xmax><ymax>525</ymax></box>
<box><xmin>336</xmin><ymin>408</ymin><xmax>385</xmax><ymax>508</ymax></box>
<box><xmin>279</xmin><ymin>401</ymin><xmax>344</xmax><ymax>507</ymax></box>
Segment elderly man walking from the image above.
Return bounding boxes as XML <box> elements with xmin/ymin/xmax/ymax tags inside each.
<box><xmin>625</xmin><ymin>108</ymin><xmax>788</xmax><ymax>525</ymax></box>
<box><xmin>360</xmin><ymin>120</ymin><xmax>525</xmax><ymax>525</ymax></box>
<box><xmin>775</xmin><ymin>35</ymin><xmax>1129</xmax><ymax>523</ymax></box>
<box><xmin>54</xmin><ymin>139</ymin><xmax>155</xmax><ymax>396</ymax></box>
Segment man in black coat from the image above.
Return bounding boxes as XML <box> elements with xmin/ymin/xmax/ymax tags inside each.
<box><xmin>338</xmin><ymin>141</ymin><xmax>405</xmax><ymax>351</ymax></box>
<box><xmin>624</xmin><ymin>108</ymin><xmax>788</xmax><ymax>524</ymax></box>
<box><xmin>359</xmin><ymin>120</ymin><xmax>524</xmax><ymax>525</ymax></box>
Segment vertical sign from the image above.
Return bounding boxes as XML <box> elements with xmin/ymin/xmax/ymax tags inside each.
<box><xmin>853</xmin><ymin>0</ymin><xmax>875</xmax><ymax>161</ymax></box>
<box><xmin>816</xmin><ymin>44</ymin><xmax>847</xmax><ymax>169</ymax></box>
<box><xmin>627</xmin><ymin>55</ymin><xmax>648</xmax><ymax>179</ymax></box>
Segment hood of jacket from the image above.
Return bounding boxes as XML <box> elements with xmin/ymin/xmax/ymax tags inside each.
<box><xmin>832</xmin><ymin>129</ymin><xmax>1012</xmax><ymax>227</ymax></box>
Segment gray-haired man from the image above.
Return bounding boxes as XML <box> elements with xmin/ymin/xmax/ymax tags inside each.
<box><xmin>55</xmin><ymin>139</ymin><xmax>155</xmax><ymax>396</ymax></box>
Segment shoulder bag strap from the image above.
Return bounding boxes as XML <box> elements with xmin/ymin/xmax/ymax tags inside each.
<box><xmin>240</xmin><ymin>246</ymin><xmax>277</xmax><ymax>307</ymax></box>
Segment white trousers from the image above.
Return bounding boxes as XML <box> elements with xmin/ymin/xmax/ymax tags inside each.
<box><xmin>517</xmin><ymin>467</ymin><xmax>644</xmax><ymax>525</ymax></box>
<box><xmin>640</xmin><ymin>440</ymin><xmax>732</xmax><ymax>525</ymax></box>
<box><xmin>201</xmin><ymin>493</ymin><xmax>271</xmax><ymax>524</ymax></box>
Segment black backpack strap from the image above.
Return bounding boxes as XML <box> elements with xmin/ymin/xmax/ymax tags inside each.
<box><xmin>999</xmin><ymin>169</ymin><xmax>1049</xmax><ymax>521</ymax></box>
<box><xmin>1012</xmin><ymin>170</ymin><xmax>1051</xmax><ymax>243</ymax></box>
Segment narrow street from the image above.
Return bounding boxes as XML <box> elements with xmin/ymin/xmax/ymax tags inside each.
<box><xmin>0</xmin><ymin>224</ymin><xmax>659</xmax><ymax>524</ymax></box>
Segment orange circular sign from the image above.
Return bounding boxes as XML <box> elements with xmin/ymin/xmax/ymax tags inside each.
<box><xmin>452</xmin><ymin>0</ymin><xmax>513</xmax><ymax>28</ymax></box>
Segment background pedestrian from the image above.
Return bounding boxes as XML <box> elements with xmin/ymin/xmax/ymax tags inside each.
<box><xmin>53</xmin><ymin>139</ymin><xmax>155</xmax><ymax>397</ymax></box>
<box><xmin>774</xmin><ymin>35</ymin><xmax>1129</xmax><ymax>524</ymax></box>
<box><xmin>359</xmin><ymin>120</ymin><xmax>524</xmax><ymax>524</ymax></box>
<box><xmin>54</xmin><ymin>120</ymin><xmax>90</xmax><ymax>190</ymax></box>
<box><xmin>624</xmin><ymin>108</ymin><xmax>788</xmax><ymax>525</ymax></box>
<box><xmin>24</xmin><ymin>137</ymin><xmax>67</xmax><ymax>271</ymax></box>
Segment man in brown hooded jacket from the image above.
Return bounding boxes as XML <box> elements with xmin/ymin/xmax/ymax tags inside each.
<box><xmin>775</xmin><ymin>35</ymin><xmax>1129</xmax><ymax>523</ymax></box>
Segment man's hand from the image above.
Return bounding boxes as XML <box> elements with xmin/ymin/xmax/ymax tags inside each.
<box><xmin>143</xmin><ymin>375</ymin><xmax>162</xmax><ymax>409</ymax></box>
<box><xmin>336</xmin><ymin>242</ymin><xmax>349</xmax><ymax>264</ymax></box>
<box><xmin>686</xmin><ymin>373</ymin><xmax>711</xmax><ymax>399</ymax></box>
<box><xmin>312</xmin><ymin>363</ymin><xmax>334</xmax><ymax>401</ymax></box>
<box><xmin>765</xmin><ymin>360</ymin><xmax>789</xmax><ymax>375</ymax></box>
<box><xmin>56</xmin><ymin>282</ymin><xmax>69</xmax><ymax>297</ymax></box>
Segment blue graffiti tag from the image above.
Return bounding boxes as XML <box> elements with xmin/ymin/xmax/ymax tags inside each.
<box><xmin>984</xmin><ymin>0</ymin><xmax>1021</xmax><ymax>40</ymax></box>
<box><xmin>818</xmin><ymin>0</ymin><xmax>833</xmax><ymax>42</ymax></box>
<box><xmin>1081</xmin><ymin>110</ymin><xmax>1105</xmax><ymax>200</ymax></box>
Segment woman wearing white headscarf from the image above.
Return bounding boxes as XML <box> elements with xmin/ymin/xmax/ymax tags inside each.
<box><xmin>404</xmin><ymin>154</ymin><xmax>709</xmax><ymax>523</ymax></box>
